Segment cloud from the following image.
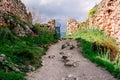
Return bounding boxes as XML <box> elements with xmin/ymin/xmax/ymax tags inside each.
<box><xmin>21</xmin><ymin>0</ymin><xmax>101</xmax><ymax>19</ymax></box>
<box><xmin>21</xmin><ymin>0</ymin><xmax>101</xmax><ymax>32</ymax></box>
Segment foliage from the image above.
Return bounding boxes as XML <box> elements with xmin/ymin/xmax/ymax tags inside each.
<box><xmin>88</xmin><ymin>4</ymin><xmax>98</xmax><ymax>17</ymax></box>
<box><xmin>66</xmin><ymin>29</ymin><xmax>120</xmax><ymax>79</ymax></box>
<box><xmin>32</xmin><ymin>23</ymin><xmax>58</xmax><ymax>44</ymax></box>
<box><xmin>0</xmin><ymin>27</ymin><xmax>15</xmax><ymax>41</ymax></box>
<box><xmin>0</xmin><ymin>71</ymin><xmax>26</xmax><ymax>80</ymax></box>
<box><xmin>0</xmin><ymin>21</ymin><xmax>58</xmax><ymax>79</ymax></box>
<box><xmin>4</xmin><ymin>14</ymin><xmax>27</xmax><ymax>30</ymax></box>
<box><xmin>79</xmin><ymin>19</ymin><xmax>89</xmax><ymax>30</ymax></box>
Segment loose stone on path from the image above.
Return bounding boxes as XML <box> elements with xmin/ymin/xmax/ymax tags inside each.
<box><xmin>26</xmin><ymin>39</ymin><xmax>116</xmax><ymax>80</ymax></box>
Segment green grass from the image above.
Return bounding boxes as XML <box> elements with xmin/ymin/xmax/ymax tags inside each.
<box><xmin>66</xmin><ymin>29</ymin><xmax>120</xmax><ymax>79</ymax></box>
<box><xmin>88</xmin><ymin>4</ymin><xmax>98</xmax><ymax>17</ymax></box>
<box><xmin>0</xmin><ymin>23</ymin><xmax>58</xmax><ymax>79</ymax></box>
<box><xmin>0</xmin><ymin>71</ymin><xmax>26</xmax><ymax>80</ymax></box>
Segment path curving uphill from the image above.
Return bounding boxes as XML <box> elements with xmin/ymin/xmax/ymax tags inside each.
<box><xmin>26</xmin><ymin>39</ymin><xmax>116</xmax><ymax>80</ymax></box>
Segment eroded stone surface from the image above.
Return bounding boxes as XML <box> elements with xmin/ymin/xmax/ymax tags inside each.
<box><xmin>0</xmin><ymin>0</ymin><xmax>34</xmax><ymax>36</ymax></box>
<box><xmin>66</xmin><ymin>19</ymin><xmax>79</xmax><ymax>35</ymax></box>
<box><xmin>0</xmin><ymin>0</ymin><xmax>32</xmax><ymax>26</ymax></box>
<box><xmin>89</xmin><ymin>0</ymin><xmax>120</xmax><ymax>47</ymax></box>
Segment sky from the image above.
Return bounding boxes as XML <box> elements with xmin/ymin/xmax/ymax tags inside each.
<box><xmin>21</xmin><ymin>0</ymin><xmax>101</xmax><ymax>32</ymax></box>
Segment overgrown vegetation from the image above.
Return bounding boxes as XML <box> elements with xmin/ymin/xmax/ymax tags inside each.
<box><xmin>0</xmin><ymin>15</ymin><xmax>58</xmax><ymax>79</ymax></box>
<box><xmin>66</xmin><ymin>29</ymin><xmax>120</xmax><ymax>79</ymax></box>
<box><xmin>88</xmin><ymin>4</ymin><xmax>98</xmax><ymax>17</ymax></box>
<box><xmin>0</xmin><ymin>71</ymin><xmax>26</xmax><ymax>80</ymax></box>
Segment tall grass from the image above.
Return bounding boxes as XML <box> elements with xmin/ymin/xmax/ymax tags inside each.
<box><xmin>66</xmin><ymin>29</ymin><xmax>120</xmax><ymax>79</ymax></box>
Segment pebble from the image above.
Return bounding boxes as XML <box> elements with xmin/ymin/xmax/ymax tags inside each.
<box><xmin>62</xmin><ymin>74</ymin><xmax>78</xmax><ymax>80</ymax></box>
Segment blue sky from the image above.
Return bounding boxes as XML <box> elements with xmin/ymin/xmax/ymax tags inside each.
<box><xmin>21</xmin><ymin>0</ymin><xmax>101</xmax><ymax>32</ymax></box>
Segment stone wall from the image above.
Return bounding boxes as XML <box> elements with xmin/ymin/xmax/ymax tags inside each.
<box><xmin>47</xmin><ymin>19</ymin><xmax>55</xmax><ymax>29</ymax></box>
<box><xmin>44</xmin><ymin>19</ymin><xmax>55</xmax><ymax>29</ymax></box>
<box><xmin>89</xmin><ymin>0</ymin><xmax>120</xmax><ymax>45</ymax></box>
<box><xmin>0</xmin><ymin>0</ymin><xmax>33</xmax><ymax>36</ymax></box>
<box><xmin>0</xmin><ymin>0</ymin><xmax>32</xmax><ymax>26</ymax></box>
<box><xmin>66</xmin><ymin>19</ymin><xmax>79</xmax><ymax>35</ymax></box>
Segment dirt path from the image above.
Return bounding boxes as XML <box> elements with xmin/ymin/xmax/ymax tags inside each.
<box><xmin>26</xmin><ymin>39</ymin><xmax>116</xmax><ymax>80</ymax></box>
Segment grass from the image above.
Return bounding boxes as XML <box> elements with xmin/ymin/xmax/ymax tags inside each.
<box><xmin>66</xmin><ymin>29</ymin><xmax>120</xmax><ymax>79</ymax></box>
<box><xmin>0</xmin><ymin>22</ymin><xmax>58</xmax><ymax>79</ymax></box>
<box><xmin>88</xmin><ymin>4</ymin><xmax>98</xmax><ymax>17</ymax></box>
<box><xmin>0</xmin><ymin>71</ymin><xmax>26</xmax><ymax>80</ymax></box>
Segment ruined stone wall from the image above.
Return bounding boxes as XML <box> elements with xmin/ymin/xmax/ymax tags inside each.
<box><xmin>90</xmin><ymin>0</ymin><xmax>120</xmax><ymax>45</ymax></box>
<box><xmin>66</xmin><ymin>19</ymin><xmax>79</xmax><ymax>35</ymax></box>
<box><xmin>47</xmin><ymin>19</ymin><xmax>55</xmax><ymax>29</ymax></box>
<box><xmin>43</xmin><ymin>19</ymin><xmax>55</xmax><ymax>29</ymax></box>
<box><xmin>0</xmin><ymin>0</ymin><xmax>32</xmax><ymax>26</ymax></box>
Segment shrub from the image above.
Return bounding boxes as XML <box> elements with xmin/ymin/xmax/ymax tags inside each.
<box><xmin>0</xmin><ymin>27</ymin><xmax>14</xmax><ymax>41</ymax></box>
<box><xmin>0</xmin><ymin>13</ymin><xmax>58</xmax><ymax>79</ymax></box>
<box><xmin>32</xmin><ymin>23</ymin><xmax>58</xmax><ymax>45</ymax></box>
<box><xmin>0</xmin><ymin>71</ymin><xmax>26</xmax><ymax>80</ymax></box>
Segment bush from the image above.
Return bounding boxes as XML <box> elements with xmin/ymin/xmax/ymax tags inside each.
<box><xmin>32</xmin><ymin>23</ymin><xmax>58</xmax><ymax>45</ymax></box>
<box><xmin>0</xmin><ymin>23</ymin><xmax>57</xmax><ymax>72</ymax></box>
<box><xmin>0</xmin><ymin>14</ymin><xmax>58</xmax><ymax>78</ymax></box>
<box><xmin>0</xmin><ymin>27</ymin><xmax>14</xmax><ymax>41</ymax></box>
<box><xmin>0</xmin><ymin>71</ymin><xmax>26</xmax><ymax>80</ymax></box>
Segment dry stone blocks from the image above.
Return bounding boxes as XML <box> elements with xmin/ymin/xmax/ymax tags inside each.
<box><xmin>0</xmin><ymin>0</ymin><xmax>34</xmax><ymax>36</ymax></box>
<box><xmin>66</xmin><ymin>19</ymin><xmax>79</xmax><ymax>35</ymax></box>
<box><xmin>89</xmin><ymin>0</ymin><xmax>120</xmax><ymax>47</ymax></box>
<box><xmin>0</xmin><ymin>0</ymin><xmax>32</xmax><ymax>26</ymax></box>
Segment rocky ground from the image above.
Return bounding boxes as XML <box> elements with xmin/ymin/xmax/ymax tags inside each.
<box><xmin>26</xmin><ymin>39</ymin><xmax>116</xmax><ymax>80</ymax></box>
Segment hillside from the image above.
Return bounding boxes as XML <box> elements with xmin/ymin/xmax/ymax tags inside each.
<box><xmin>0</xmin><ymin>0</ymin><xmax>58</xmax><ymax>80</ymax></box>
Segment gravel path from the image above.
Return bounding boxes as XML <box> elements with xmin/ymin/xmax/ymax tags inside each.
<box><xmin>26</xmin><ymin>39</ymin><xmax>116</xmax><ymax>80</ymax></box>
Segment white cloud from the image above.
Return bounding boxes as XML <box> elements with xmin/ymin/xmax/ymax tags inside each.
<box><xmin>40</xmin><ymin>0</ymin><xmax>55</xmax><ymax>5</ymax></box>
<box><xmin>21</xmin><ymin>0</ymin><xmax>101</xmax><ymax>31</ymax></box>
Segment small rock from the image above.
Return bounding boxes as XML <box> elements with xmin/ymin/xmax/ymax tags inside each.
<box><xmin>48</xmin><ymin>55</ymin><xmax>55</xmax><ymax>59</ymax></box>
<box><xmin>61</xmin><ymin>44</ymin><xmax>66</xmax><ymax>49</ymax></box>
<box><xmin>62</xmin><ymin>55</ymin><xmax>68</xmax><ymax>60</ymax></box>
<box><xmin>0</xmin><ymin>54</ymin><xmax>5</xmax><ymax>57</ymax></box>
<box><xmin>62</xmin><ymin>74</ymin><xmax>78</xmax><ymax>80</ymax></box>
<box><xmin>28</xmin><ymin>65</ymin><xmax>35</xmax><ymax>71</ymax></box>
<box><xmin>0</xmin><ymin>56</ymin><xmax>4</xmax><ymax>62</ymax></box>
<box><xmin>64</xmin><ymin>61</ymin><xmax>79</xmax><ymax>67</ymax></box>
<box><xmin>12</xmin><ymin>67</ymin><xmax>20</xmax><ymax>72</ymax></box>
<box><xmin>69</xmin><ymin>45</ymin><xmax>75</xmax><ymax>50</ymax></box>
<box><xmin>64</xmin><ymin>61</ymin><xmax>74</xmax><ymax>67</ymax></box>
<box><xmin>59</xmin><ymin>52</ymin><xmax>64</xmax><ymax>55</ymax></box>
<box><xmin>0</xmin><ymin>54</ymin><xmax>5</xmax><ymax>62</ymax></box>
<box><xmin>66</xmin><ymin>42</ymin><xmax>70</xmax><ymax>46</ymax></box>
